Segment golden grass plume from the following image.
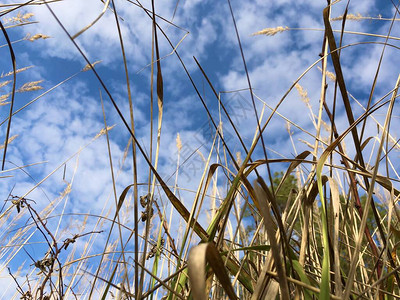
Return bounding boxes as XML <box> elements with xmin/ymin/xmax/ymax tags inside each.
<box><xmin>252</xmin><ymin>26</ymin><xmax>289</xmax><ymax>36</ymax></box>
<box><xmin>17</xmin><ymin>80</ymin><xmax>44</xmax><ymax>93</ymax></box>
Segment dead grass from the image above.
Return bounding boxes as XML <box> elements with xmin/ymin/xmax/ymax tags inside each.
<box><xmin>0</xmin><ymin>1</ymin><xmax>400</xmax><ymax>300</ymax></box>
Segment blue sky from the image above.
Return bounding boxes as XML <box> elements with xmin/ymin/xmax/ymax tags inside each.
<box><xmin>1</xmin><ymin>0</ymin><xmax>400</xmax><ymax>297</ymax></box>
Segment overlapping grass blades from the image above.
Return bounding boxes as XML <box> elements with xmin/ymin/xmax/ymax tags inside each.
<box><xmin>1</xmin><ymin>1</ymin><xmax>400</xmax><ymax>299</ymax></box>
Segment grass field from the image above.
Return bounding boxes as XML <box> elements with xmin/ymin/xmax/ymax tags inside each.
<box><xmin>1</xmin><ymin>1</ymin><xmax>400</xmax><ymax>299</ymax></box>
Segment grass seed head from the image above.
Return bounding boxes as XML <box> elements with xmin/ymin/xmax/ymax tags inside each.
<box><xmin>0</xmin><ymin>80</ymin><xmax>11</xmax><ymax>89</ymax></box>
<box><xmin>331</xmin><ymin>13</ymin><xmax>363</xmax><ymax>21</ymax></box>
<box><xmin>236</xmin><ymin>151</ymin><xmax>242</xmax><ymax>166</ymax></box>
<box><xmin>176</xmin><ymin>133</ymin><xmax>182</xmax><ymax>151</ymax></box>
<box><xmin>0</xmin><ymin>93</ymin><xmax>10</xmax><ymax>105</ymax></box>
<box><xmin>3</xmin><ymin>12</ymin><xmax>34</xmax><ymax>24</ymax></box>
<box><xmin>17</xmin><ymin>80</ymin><xmax>44</xmax><ymax>92</ymax></box>
<box><xmin>252</xmin><ymin>26</ymin><xmax>289</xmax><ymax>36</ymax></box>
<box><xmin>1</xmin><ymin>66</ymin><xmax>34</xmax><ymax>78</ymax></box>
<box><xmin>295</xmin><ymin>83</ymin><xmax>310</xmax><ymax>105</ymax></box>
<box><xmin>0</xmin><ymin>135</ymin><xmax>18</xmax><ymax>149</ymax></box>
<box><xmin>27</xmin><ymin>33</ymin><xmax>51</xmax><ymax>42</ymax></box>
<box><xmin>82</xmin><ymin>60</ymin><xmax>102</xmax><ymax>72</ymax></box>
<box><xmin>318</xmin><ymin>66</ymin><xmax>336</xmax><ymax>82</ymax></box>
<box><xmin>95</xmin><ymin>124</ymin><xmax>116</xmax><ymax>139</ymax></box>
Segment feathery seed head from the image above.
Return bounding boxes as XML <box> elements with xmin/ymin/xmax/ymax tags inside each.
<box><xmin>176</xmin><ymin>133</ymin><xmax>182</xmax><ymax>151</ymax></box>
<box><xmin>17</xmin><ymin>80</ymin><xmax>44</xmax><ymax>92</ymax></box>
<box><xmin>252</xmin><ymin>26</ymin><xmax>289</xmax><ymax>36</ymax></box>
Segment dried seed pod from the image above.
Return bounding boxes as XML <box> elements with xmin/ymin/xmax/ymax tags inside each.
<box><xmin>140</xmin><ymin>193</ymin><xmax>150</xmax><ymax>208</ymax></box>
<box><xmin>141</xmin><ymin>211</ymin><xmax>147</xmax><ymax>222</ymax></box>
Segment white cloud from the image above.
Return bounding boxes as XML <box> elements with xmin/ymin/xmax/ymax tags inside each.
<box><xmin>9</xmin><ymin>0</ymin><xmax>218</xmax><ymax>70</ymax></box>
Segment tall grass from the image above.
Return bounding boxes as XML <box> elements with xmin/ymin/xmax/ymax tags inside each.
<box><xmin>0</xmin><ymin>1</ymin><xmax>400</xmax><ymax>299</ymax></box>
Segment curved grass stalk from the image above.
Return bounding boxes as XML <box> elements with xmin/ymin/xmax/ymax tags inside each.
<box><xmin>71</xmin><ymin>0</ymin><xmax>110</xmax><ymax>40</ymax></box>
<box><xmin>343</xmin><ymin>74</ymin><xmax>400</xmax><ymax>299</ymax></box>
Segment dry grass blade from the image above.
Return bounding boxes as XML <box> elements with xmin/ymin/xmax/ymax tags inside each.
<box><xmin>328</xmin><ymin>177</ymin><xmax>343</xmax><ymax>298</ymax></box>
<box><xmin>107</xmin><ymin>0</ymin><xmax>138</xmax><ymax>295</ymax></box>
<box><xmin>2</xmin><ymin>1</ymin><xmax>400</xmax><ymax>299</ymax></box>
<box><xmin>323</xmin><ymin>5</ymin><xmax>387</xmax><ymax>281</ymax></box>
<box><xmin>253</xmin><ymin>180</ymin><xmax>290</xmax><ymax>300</ymax></box>
<box><xmin>227</xmin><ymin>0</ymin><xmax>271</xmax><ymax>185</ymax></box>
<box><xmin>141</xmin><ymin>3</ymin><xmax>164</xmax><ymax>296</ymax></box>
<box><xmin>193</xmin><ymin>57</ymin><xmax>254</xmax><ymax>170</ymax></box>
<box><xmin>343</xmin><ymin>74</ymin><xmax>400</xmax><ymax>299</ymax></box>
<box><xmin>188</xmin><ymin>243</ymin><xmax>209</xmax><ymax>300</ymax></box>
<box><xmin>72</xmin><ymin>0</ymin><xmax>110</xmax><ymax>39</ymax></box>
<box><xmin>275</xmin><ymin>151</ymin><xmax>311</xmax><ymax>194</ymax></box>
<box><xmin>42</xmin><ymin>0</ymin><xmax>210</xmax><ymax>244</ymax></box>
<box><xmin>323</xmin><ymin>7</ymin><xmax>363</xmax><ymax>161</ymax></box>
<box><xmin>0</xmin><ymin>19</ymin><xmax>16</xmax><ymax>171</ymax></box>
<box><xmin>188</xmin><ymin>242</ymin><xmax>238</xmax><ymax>300</ymax></box>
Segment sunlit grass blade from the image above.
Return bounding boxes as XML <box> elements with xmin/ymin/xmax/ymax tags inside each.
<box><xmin>253</xmin><ymin>180</ymin><xmax>290</xmax><ymax>299</ymax></box>
<box><xmin>0</xmin><ymin>20</ymin><xmax>16</xmax><ymax>170</ymax></box>
<box><xmin>188</xmin><ymin>242</ymin><xmax>238</xmax><ymax>300</ymax></box>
